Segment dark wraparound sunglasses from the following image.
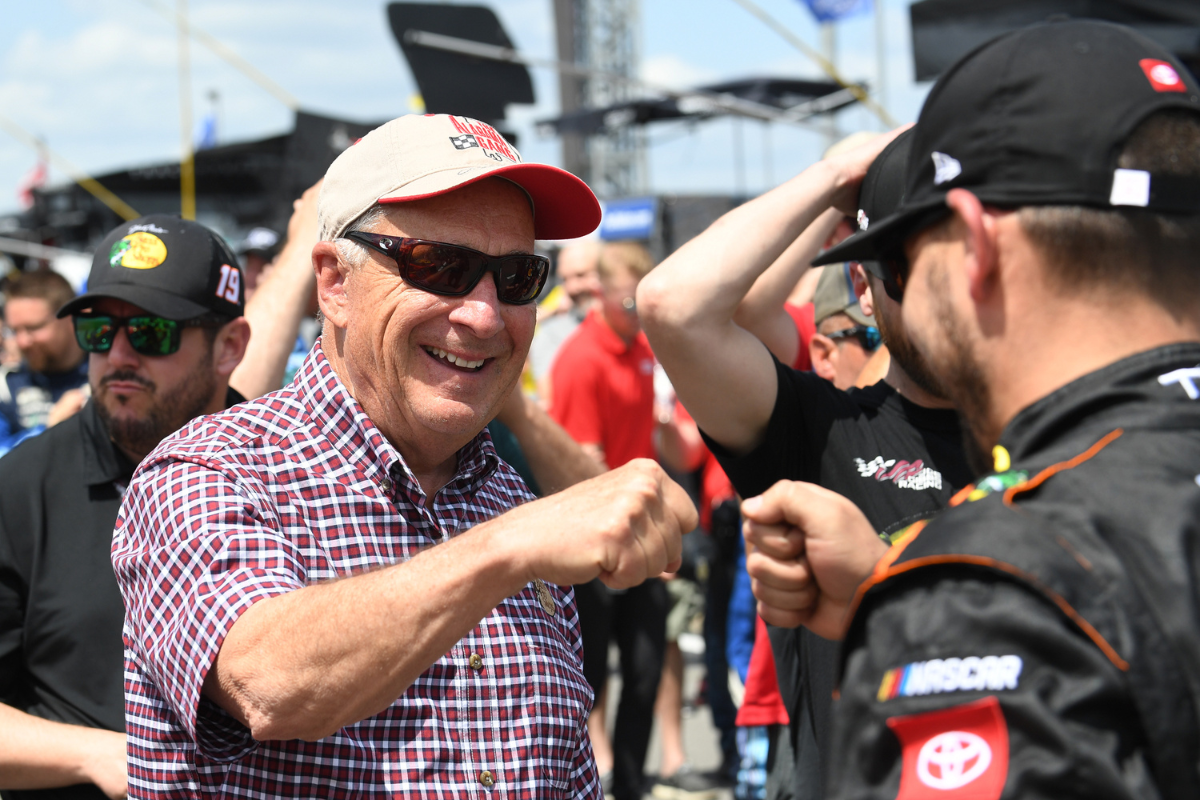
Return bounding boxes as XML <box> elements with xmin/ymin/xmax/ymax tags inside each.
<box><xmin>826</xmin><ymin>324</ymin><xmax>883</xmax><ymax>352</ymax></box>
<box><xmin>862</xmin><ymin>256</ymin><xmax>909</xmax><ymax>303</ymax></box>
<box><xmin>345</xmin><ymin>231</ymin><xmax>550</xmax><ymax>305</ymax></box>
<box><xmin>74</xmin><ymin>313</ymin><xmax>228</xmax><ymax>356</ymax></box>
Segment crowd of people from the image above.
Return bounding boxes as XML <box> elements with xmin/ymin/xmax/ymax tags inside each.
<box><xmin>1</xmin><ymin>16</ymin><xmax>1199</xmax><ymax>800</ymax></box>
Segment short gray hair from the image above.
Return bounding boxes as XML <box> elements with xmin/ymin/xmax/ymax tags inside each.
<box><xmin>326</xmin><ymin>204</ymin><xmax>391</xmax><ymax>269</ymax></box>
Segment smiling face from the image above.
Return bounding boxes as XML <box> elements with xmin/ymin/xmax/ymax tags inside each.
<box><xmin>318</xmin><ymin>178</ymin><xmax>537</xmax><ymax>478</ymax></box>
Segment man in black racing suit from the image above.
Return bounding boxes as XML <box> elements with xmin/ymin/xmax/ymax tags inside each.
<box><xmin>742</xmin><ymin>20</ymin><xmax>1200</xmax><ymax>800</ymax></box>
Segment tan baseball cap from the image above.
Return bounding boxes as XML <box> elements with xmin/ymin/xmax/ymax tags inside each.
<box><xmin>319</xmin><ymin>114</ymin><xmax>602</xmax><ymax>241</ymax></box>
<box><xmin>813</xmin><ymin>263</ymin><xmax>874</xmax><ymax>328</ymax></box>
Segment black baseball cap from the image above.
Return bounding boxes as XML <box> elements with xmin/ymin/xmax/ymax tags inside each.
<box><xmin>813</xmin><ymin>127</ymin><xmax>913</xmax><ymax>267</ymax></box>
<box><xmin>58</xmin><ymin>216</ymin><xmax>245</xmax><ymax>320</ymax></box>
<box><xmin>822</xmin><ymin>19</ymin><xmax>1200</xmax><ymax>265</ymax></box>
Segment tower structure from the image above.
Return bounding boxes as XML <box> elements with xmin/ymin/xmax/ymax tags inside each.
<box><xmin>553</xmin><ymin>0</ymin><xmax>646</xmax><ymax>198</ymax></box>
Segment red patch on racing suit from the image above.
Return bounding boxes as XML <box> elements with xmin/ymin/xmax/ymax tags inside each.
<box><xmin>886</xmin><ymin>696</ymin><xmax>1008</xmax><ymax>800</ymax></box>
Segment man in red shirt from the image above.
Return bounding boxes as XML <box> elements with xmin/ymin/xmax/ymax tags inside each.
<box><xmin>549</xmin><ymin>240</ymin><xmax>657</xmax><ymax>468</ymax></box>
<box><xmin>549</xmin><ymin>240</ymin><xmax>664</xmax><ymax>800</ymax></box>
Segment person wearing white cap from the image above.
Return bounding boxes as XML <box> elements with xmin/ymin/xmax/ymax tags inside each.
<box><xmin>110</xmin><ymin>113</ymin><xmax>696</xmax><ymax>798</ymax></box>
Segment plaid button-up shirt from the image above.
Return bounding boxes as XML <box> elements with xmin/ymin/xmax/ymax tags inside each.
<box><xmin>112</xmin><ymin>341</ymin><xmax>598</xmax><ymax>799</ymax></box>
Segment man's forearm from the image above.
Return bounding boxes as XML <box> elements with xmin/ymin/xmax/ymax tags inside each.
<box><xmin>204</xmin><ymin>516</ymin><xmax>536</xmax><ymax>742</ymax></box>
<box><xmin>642</xmin><ymin>160</ymin><xmax>842</xmax><ymax>333</ymax></box>
<box><xmin>496</xmin><ymin>392</ymin><xmax>604</xmax><ymax>493</ymax></box>
<box><xmin>0</xmin><ymin>703</ymin><xmax>126</xmax><ymax>796</ymax></box>
<box><xmin>229</xmin><ymin>182</ymin><xmax>321</xmax><ymax>400</ymax></box>
<box><xmin>638</xmin><ymin>161</ymin><xmax>845</xmax><ymax>451</ymax></box>
<box><xmin>655</xmin><ymin>415</ymin><xmax>705</xmax><ymax>474</ymax></box>
<box><xmin>228</xmin><ymin>240</ymin><xmax>316</xmax><ymax>399</ymax></box>
<box><xmin>203</xmin><ymin>462</ymin><xmax>693</xmax><ymax>743</ymax></box>
<box><xmin>734</xmin><ymin>208</ymin><xmax>841</xmax><ymax>328</ymax></box>
<box><xmin>733</xmin><ymin>209</ymin><xmax>842</xmax><ymax>365</ymax></box>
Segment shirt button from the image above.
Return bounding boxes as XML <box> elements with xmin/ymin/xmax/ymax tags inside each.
<box><xmin>479</xmin><ymin>770</ymin><xmax>494</xmax><ymax>788</ymax></box>
<box><xmin>468</xmin><ymin>653</ymin><xmax>484</xmax><ymax>671</ymax></box>
<box><xmin>380</xmin><ymin>477</ymin><xmax>392</xmax><ymax>493</ymax></box>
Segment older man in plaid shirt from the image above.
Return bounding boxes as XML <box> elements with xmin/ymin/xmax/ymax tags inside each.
<box><xmin>111</xmin><ymin>114</ymin><xmax>696</xmax><ymax>799</ymax></box>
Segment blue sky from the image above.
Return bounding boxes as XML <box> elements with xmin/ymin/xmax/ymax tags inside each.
<box><xmin>0</xmin><ymin>0</ymin><xmax>932</xmax><ymax>217</ymax></box>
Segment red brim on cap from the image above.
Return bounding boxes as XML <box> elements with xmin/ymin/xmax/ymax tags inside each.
<box><xmin>378</xmin><ymin>162</ymin><xmax>602</xmax><ymax>241</ymax></box>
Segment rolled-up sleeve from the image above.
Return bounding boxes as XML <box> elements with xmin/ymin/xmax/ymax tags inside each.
<box><xmin>112</xmin><ymin>456</ymin><xmax>307</xmax><ymax>760</ymax></box>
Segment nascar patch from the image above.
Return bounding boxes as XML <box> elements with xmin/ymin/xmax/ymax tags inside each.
<box><xmin>878</xmin><ymin>655</ymin><xmax>1022</xmax><ymax>701</ymax></box>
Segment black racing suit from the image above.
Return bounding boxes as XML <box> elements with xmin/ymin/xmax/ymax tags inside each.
<box><xmin>830</xmin><ymin>344</ymin><xmax>1200</xmax><ymax>799</ymax></box>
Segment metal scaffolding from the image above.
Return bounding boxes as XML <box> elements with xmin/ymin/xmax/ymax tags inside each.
<box><xmin>554</xmin><ymin>0</ymin><xmax>646</xmax><ymax>198</ymax></box>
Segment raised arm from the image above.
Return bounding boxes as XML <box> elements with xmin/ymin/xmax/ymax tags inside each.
<box><xmin>732</xmin><ymin>208</ymin><xmax>843</xmax><ymax>368</ymax></box>
<box><xmin>494</xmin><ymin>387</ymin><xmax>605</xmax><ymax>494</ymax></box>
<box><xmin>637</xmin><ymin>130</ymin><xmax>902</xmax><ymax>453</ymax></box>
<box><xmin>113</xmin><ymin>458</ymin><xmax>695</xmax><ymax>744</ymax></box>
<box><xmin>228</xmin><ymin>181</ymin><xmax>321</xmax><ymax>400</ymax></box>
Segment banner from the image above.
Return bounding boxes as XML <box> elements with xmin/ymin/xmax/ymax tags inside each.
<box><xmin>599</xmin><ymin>197</ymin><xmax>658</xmax><ymax>241</ymax></box>
<box><xmin>800</xmin><ymin>0</ymin><xmax>872</xmax><ymax>24</ymax></box>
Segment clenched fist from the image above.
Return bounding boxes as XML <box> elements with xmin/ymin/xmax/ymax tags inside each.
<box><xmin>742</xmin><ymin>480</ymin><xmax>888</xmax><ymax>640</ymax></box>
<box><xmin>505</xmin><ymin>459</ymin><xmax>697</xmax><ymax>590</ymax></box>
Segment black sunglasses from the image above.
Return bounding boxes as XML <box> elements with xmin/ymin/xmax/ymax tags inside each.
<box><xmin>826</xmin><ymin>324</ymin><xmax>883</xmax><ymax>352</ymax></box>
<box><xmin>345</xmin><ymin>231</ymin><xmax>550</xmax><ymax>305</ymax></box>
<box><xmin>862</xmin><ymin>255</ymin><xmax>909</xmax><ymax>303</ymax></box>
<box><xmin>74</xmin><ymin>313</ymin><xmax>228</xmax><ymax>357</ymax></box>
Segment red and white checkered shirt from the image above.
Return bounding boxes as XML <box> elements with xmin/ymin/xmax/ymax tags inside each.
<box><xmin>112</xmin><ymin>341</ymin><xmax>599</xmax><ymax>799</ymax></box>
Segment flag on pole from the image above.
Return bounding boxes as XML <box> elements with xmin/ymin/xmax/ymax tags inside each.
<box><xmin>16</xmin><ymin>159</ymin><xmax>47</xmax><ymax>209</ymax></box>
<box><xmin>799</xmin><ymin>0</ymin><xmax>871</xmax><ymax>23</ymax></box>
<box><xmin>196</xmin><ymin>112</ymin><xmax>218</xmax><ymax>150</ymax></box>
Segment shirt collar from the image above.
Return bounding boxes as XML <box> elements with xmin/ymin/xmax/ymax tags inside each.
<box><xmin>295</xmin><ymin>339</ymin><xmax>500</xmax><ymax>505</ymax></box>
<box><xmin>80</xmin><ymin>399</ymin><xmax>133</xmax><ymax>487</ymax></box>
<box><xmin>83</xmin><ymin>385</ymin><xmax>247</xmax><ymax>488</ymax></box>
<box><xmin>999</xmin><ymin>342</ymin><xmax>1200</xmax><ymax>463</ymax></box>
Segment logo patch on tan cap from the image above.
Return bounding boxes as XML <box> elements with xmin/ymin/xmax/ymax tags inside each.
<box><xmin>109</xmin><ymin>232</ymin><xmax>167</xmax><ymax>270</ymax></box>
<box><xmin>448</xmin><ymin>116</ymin><xmax>520</xmax><ymax>163</ymax></box>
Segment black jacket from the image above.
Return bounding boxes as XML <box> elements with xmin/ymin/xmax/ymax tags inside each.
<box><xmin>832</xmin><ymin>344</ymin><xmax>1200</xmax><ymax>800</ymax></box>
<box><xmin>0</xmin><ymin>389</ymin><xmax>243</xmax><ymax>800</ymax></box>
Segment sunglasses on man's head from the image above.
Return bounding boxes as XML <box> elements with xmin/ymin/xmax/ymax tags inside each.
<box><xmin>345</xmin><ymin>232</ymin><xmax>550</xmax><ymax>305</ymax></box>
<box><xmin>74</xmin><ymin>313</ymin><xmax>227</xmax><ymax>357</ymax></box>
<box><xmin>826</xmin><ymin>324</ymin><xmax>883</xmax><ymax>352</ymax></box>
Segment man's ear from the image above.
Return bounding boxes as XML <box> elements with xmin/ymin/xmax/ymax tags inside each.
<box><xmin>313</xmin><ymin>241</ymin><xmax>352</xmax><ymax>329</ymax></box>
<box><xmin>850</xmin><ymin>263</ymin><xmax>874</xmax><ymax>317</ymax></box>
<box><xmin>810</xmin><ymin>334</ymin><xmax>838</xmax><ymax>382</ymax></box>
<box><xmin>945</xmin><ymin>189</ymin><xmax>1000</xmax><ymax>303</ymax></box>
<box><xmin>214</xmin><ymin>317</ymin><xmax>251</xmax><ymax>379</ymax></box>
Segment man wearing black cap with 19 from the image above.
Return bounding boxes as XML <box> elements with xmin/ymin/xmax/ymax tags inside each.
<box><xmin>0</xmin><ymin>216</ymin><xmax>250</xmax><ymax>799</ymax></box>
<box><xmin>743</xmin><ymin>20</ymin><xmax>1200</xmax><ymax>800</ymax></box>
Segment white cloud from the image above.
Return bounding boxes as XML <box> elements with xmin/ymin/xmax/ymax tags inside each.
<box><xmin>0</xmin><ymin>0</ymin><xmax>934</xmax><ymax>214</ymax></box>
<box><xmin>641</xmin><ymin>54</ymin><xmax>719</xmax><ymax>92</ymax></box>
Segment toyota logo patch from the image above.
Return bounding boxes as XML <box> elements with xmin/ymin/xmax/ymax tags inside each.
<box><xmin>916</xmin><ymin>731</ymin><xmax>992</xmax><ymax>790</ymax></box>
<box><xmin>887</xmin><ymin>696</ymin><xmax>1009</xmax><ymax>799</ymax></box>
